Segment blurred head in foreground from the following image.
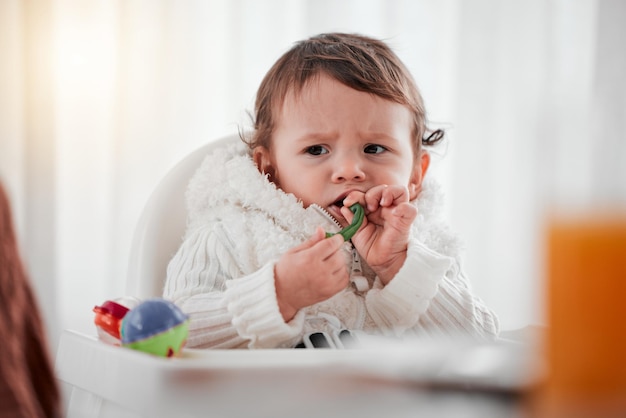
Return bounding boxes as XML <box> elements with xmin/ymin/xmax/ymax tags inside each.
<box><xmin>0</xmin><ymin>182</ymin><xmax>60</xmax><ymax>418</ymax></box>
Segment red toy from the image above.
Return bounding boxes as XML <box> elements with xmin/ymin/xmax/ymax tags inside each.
<box><xmin>93</xmin><ymin>297</ymin><xmax>141</xmax><ymax>345</ymax></box>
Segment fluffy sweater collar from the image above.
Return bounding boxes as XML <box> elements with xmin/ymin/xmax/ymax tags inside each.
<box><xmin>185</xmin><ymin>140</ymin><xmax>463</xmax><ymax>260</ymax></box>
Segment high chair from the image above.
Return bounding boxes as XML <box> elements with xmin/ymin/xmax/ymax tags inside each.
<box><xmin>54</xmin><ymin>133</ymin><xmax>540</xmax><ymax>418</ymax></box>
<box><xmin>55</xmin><ymin>133</ymin><xmax>239</xmax><ymax>417</ymax></box>
<box><xmin>125</xmin><ymin>133</ymin><xmax>238</xmax><ymax>299</ymax></box>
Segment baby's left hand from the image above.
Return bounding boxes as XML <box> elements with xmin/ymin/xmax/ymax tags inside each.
<box><xmin>342</xmin><ymin>185</ymin><xmax>417</xmax><ymax>285</ymax></box>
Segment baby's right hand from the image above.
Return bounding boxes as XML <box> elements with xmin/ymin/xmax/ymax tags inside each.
<box><xmin>274</xmin><ymin>227</ymin><xmax>348</xmax><ymax>321</ymax></box>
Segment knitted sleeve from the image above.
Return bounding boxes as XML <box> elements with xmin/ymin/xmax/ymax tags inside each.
<box><xmin>163</xmin><ymin>223</ymin><xmax>304</xmax><ymax>349</ymax></box>
<box><xmin>364</xmin><ymin>238</ymin><xmax>500</xmax><ymax>340</ymax></box>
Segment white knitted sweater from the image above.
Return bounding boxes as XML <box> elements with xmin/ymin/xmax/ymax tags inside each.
<box><xmin>163</xmin><ymin>141</ymin><xmax>499</xmax><ymax>348</ymax></box>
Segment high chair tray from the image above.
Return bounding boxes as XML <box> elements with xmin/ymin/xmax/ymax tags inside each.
<box><xmin>55</xmin><ymin>329</ymin><xmax>539</xmax><ymax>418</ymax></box>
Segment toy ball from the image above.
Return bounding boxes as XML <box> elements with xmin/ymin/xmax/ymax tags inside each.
<box><xmin>93</xmin><ymin>296</ymin><xmax>141</xmax><ymax>345</ymax></box>
<box><xmin>120</xmin><ymin>298</ymin><xmax>189</xmax><ymax>357</ymax></box>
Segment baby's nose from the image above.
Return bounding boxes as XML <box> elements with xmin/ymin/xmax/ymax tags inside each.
<box><xmin>332</xmin><ymin>156</ymin><xmax>365</xmax><ymax>182</ymax></box>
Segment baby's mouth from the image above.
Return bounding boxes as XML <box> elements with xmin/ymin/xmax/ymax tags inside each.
<box><xmin>327</xmin><ymin>198</ymin><xmax>349</xmax><ymax>225</ymax></box>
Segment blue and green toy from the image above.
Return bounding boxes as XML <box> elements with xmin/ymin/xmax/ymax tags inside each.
<box><xmin>120</xmin><ymin>298</ymin><xmax>190</xmax><ymax>357</ymax></box>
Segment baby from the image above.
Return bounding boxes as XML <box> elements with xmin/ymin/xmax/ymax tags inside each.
<box><xmin>164</xmin><ymin>32</ymin><xmax>499</xmax><ymax>348</ymax></box>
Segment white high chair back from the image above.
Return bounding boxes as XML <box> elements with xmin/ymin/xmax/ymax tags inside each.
<box><xmin>125</xmin><ymin>133</ymin><xmax>239</xmax><ymax>299</ymax></box>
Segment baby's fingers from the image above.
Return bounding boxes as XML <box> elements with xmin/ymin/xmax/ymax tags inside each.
<box><xmin>391</xmin><ymin>202</ymin><xmax>418</xmax><ymax>228</ymax></box>
<box><xmin>298</xmin><ymin>226</ymin><xmax>344</xmax><ymax>259</ymax></box>
<box><xmin>291</xmin><ymin>227</ymin><xmax>327</xmax><ymax>252</ymax></box>
<box><xmin>375</xmin><ymin>185</ymin><xmax>409</xmax><ymax>208</ymax></box>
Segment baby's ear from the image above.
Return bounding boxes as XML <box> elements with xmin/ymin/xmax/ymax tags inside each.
<box><xmin>253</xmin><ymin>146</ymin><xmax>276</xmax><ymax>181</ymax></box>
<box><xmin>408</xmin><ymin>151</ymin><xmax>430</xmax><ymax>200</ymax></box>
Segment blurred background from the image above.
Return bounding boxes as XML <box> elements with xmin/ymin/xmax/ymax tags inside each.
<box><xmin>1</xmin><ymin>0</ymin><xmax>625</xmax><ymax>352</ymax></box>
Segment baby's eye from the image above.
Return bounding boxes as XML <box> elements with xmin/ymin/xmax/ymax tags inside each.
<box><xmin>306</xmin><ymin>145</ymin><xmax>329</xmax><ymax>156</ymax></box>
<box><xmin>364</xmin><ymin>144</ymin><xmax>387</xmax><ymax>154</ymax></box>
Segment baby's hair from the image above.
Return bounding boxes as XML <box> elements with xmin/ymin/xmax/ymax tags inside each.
<box><xmin>244</xmin><ymin>32</ymin><xmax>444</xmax><ymax>155</ymax></box>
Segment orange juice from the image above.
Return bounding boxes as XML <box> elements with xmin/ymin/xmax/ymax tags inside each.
<box><xmin>539</xmin><ymin>215</ymin><xmax>626</xmax><ymax>417</ymax></box>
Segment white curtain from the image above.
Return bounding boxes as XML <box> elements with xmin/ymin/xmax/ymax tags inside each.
<box><xmin>1</xmin><ymin>0</ymin><xmax>624</xmax><ymax>349</ymax></box>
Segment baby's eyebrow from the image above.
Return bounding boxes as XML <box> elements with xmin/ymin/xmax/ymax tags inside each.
<box><xmin>358</xmin><ymin>131</ymin><xmax>399</xmax><ymax>142</ymax></box>
<box><xmin>294</xmin><ymin>131</ymin><xmax>339</xmax><ymax>143</ymax></box>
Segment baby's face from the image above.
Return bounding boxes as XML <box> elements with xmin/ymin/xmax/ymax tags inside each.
<box><xmin>255</xmin><ymin>74</ymin><xmax>427</xmax><ymax>226</ymax></box>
